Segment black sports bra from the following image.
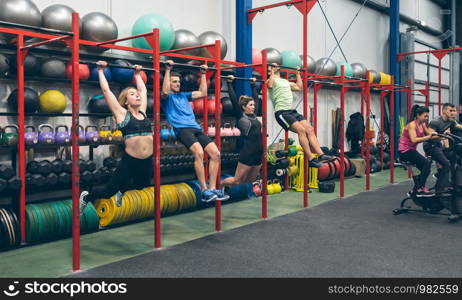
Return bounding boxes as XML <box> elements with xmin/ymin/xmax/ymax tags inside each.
<box><xmin>117</xmin><ymin>111</ymin><xmax>152</xmax><ymax>139</ymax></box>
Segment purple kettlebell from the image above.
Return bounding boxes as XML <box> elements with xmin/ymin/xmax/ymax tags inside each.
<box><xmin>38</xmin><ymin>124</ymin><xmax>55</xmax><ymax>144</ymax></box>
<box><xmin>78</xmin><ymin>125</ymin><xmax>86</xmax><ymax>144</ymax></box>
<box><xmin>55</xmin><ymin>125</ymin><xmax>70</xmax><ymax>145</ymax></box>
<box><xmin>85</xmin><ymin>125</ymin><xmax>99</xmax><ymax>144</ymax></box>
<box><xmin>25</xmin><ymin>125</ymin><xmax>38</xmax><ymax>145</ymax></box>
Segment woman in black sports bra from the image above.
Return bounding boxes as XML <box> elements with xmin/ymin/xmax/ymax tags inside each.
<box><xmin>80</xmin><ymin>61</ymin><xmax>153</xmax><ymax>213</ymax></box>
<box><xmin>222</xmin><ymin>75</ymin><xmax>263</xmax><ymax>187</ymax></box>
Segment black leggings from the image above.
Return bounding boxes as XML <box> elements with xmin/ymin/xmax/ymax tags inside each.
<box><xmin>398</xmin><ymin>150</ymin><xmax>431</xmax><ymax>190</ymax></box>
<box><xmin>425</xmin><ymin>146</ymin><xmax>456</xmax><ymax>192</ymax></box>
<box><xmin>86</xmin><ymin>153</ymin><xmax>153</xmax><ymax>203</ymax></box>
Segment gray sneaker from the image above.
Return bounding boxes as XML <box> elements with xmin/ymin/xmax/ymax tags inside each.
<box><xmin>115</xmin><ymin>191</ymin><xmax>123</xmax><ymax>207</ymax></box>
<box><xmin>79</xmin><ymin>191</ymin><xmax>89</xmax><ymax>214</ymax></box>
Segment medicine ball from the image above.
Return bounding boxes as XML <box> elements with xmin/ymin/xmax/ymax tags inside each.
<box><xmin>65</xmin><ymin>62</ymin><xmax>90</xmax><ymax>80</ymax></box>
<box><xmin>39</xmin><ymin>89</ymin><xmax>67</xmax><ymax>113</ymax></box>
<box><xmin>221</xmin><ymin>97</ymin><xmax>233</xmax><ymax>115</ymax></box>
<box><xmin>89</xmin><ymin>66</ymin><xmax>112</xmax><ymax>81</ymax></box>
<box><xmin>181</xmin><ymin>71</ymin><xmax>197</xmax><ymax>90</ymax></box>
<box><xmin>111</xmin><ymin>59</ymin><xmax>134</xmax><ymax>83</ymax></box>
<box><xmin>7</xmin><ymin>87</ymin><xmax>39</xmax><ymax>113</ymax></box>
<box><xmin>40</xmin><ymin>58</ymin><xmax>66</xmax><ymax>78</ymax></box>
<box><xmin>88</xmin><ymin>94</ymin><xmax>110</xmax><ymax>115</ymax></box>
<box><xmin>9</xmin><ymin>53</ymin><xmax>40</xmax><ymax>76</ymax></box>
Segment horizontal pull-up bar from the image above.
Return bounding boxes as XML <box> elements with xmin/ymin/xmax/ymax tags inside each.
<box><xmin>0</xmin><ymin>20</ymin><xmax>74</xmax><ymax>36</ymax></box>
<box><xmin>79</xmin><ymin>60</ymin><xmax>156</xmax><ymax>72</ymax></box>
<box><xmin>160</xmin><ymin>43</ymin><xmax>215</xmax><ymax>54</ymax></box>
<box><xmin>21</xmin><ymin>35</ymin><xmax>71</xmax><ymax>50</ymax></box>
<box><xmin>95</xmin><ymin>32</ymin><xmax>156</xmax><ymax>46</ymax></box>
<box><xmin>221</xmin><ymin>76</ymin><xmax>264</xmax><ymax>82</ymax></box>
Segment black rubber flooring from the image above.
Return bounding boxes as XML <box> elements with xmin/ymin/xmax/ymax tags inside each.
<box><xmin>67</xmin><ymin>181</ymin><xmax>462</xmax><ymax>277</ymax></box>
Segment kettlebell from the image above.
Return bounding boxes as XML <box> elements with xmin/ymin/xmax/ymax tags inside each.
<box><xmin>78</xmin><ymin>125</ymin><xmax>86</xmax><ymax>144</ymax></box>
<box><xmin>38</xmin><ymin>124</ymin><xmax>55</xmax><ymax>144</ymax></box>
<box><xmin>252</xmin><ymin>182</ymin><xmax>262</xmax><ymax>197</ymax></box>
<box><xmin>232</xmin><ymin>126</ymin><xmax>241</xmax><ymax>136</ymax></box>
<box><xmin>288</xmin><ymin>146</ymin><xmax>298</xmax><ymax>157</ymax></box>
<box><xmin>267</xmin><ymin>181</ymin><xmax>275</xmax><ymax>195</ymax></box>
<box><xmin>1</xmin><ymin>125</ymin><xmax>18</xmax><ymax>145</ymax></box>
<box><xmin>272</xmin><ymin>180</ymin><xmax>282</xmax><ymax>193</ymax></box>
<box><xmin>169</xmin><ymin>128</ymin><xmax>176</xmax><ymax>141</ymax></box>
<box><xmin>223</xmin><ymin>123</ymin><xmax>233</xmax><ymax>137</ymax></box>
<box><xmin>85</xmin><ymin>125</ymin><xmax>99</xmax><ymax>144</ymax></box>
<box><xmin>160</xmin><ymin>127</ymin><xmax>171</xmax><ymax>141</ymax></box>
<box><xmin>112</xmin><ymin>129</ymin><xmax>123</xmax><ymax>142</ymax></box>
<box><xmin>55</xmin><ymin>125</ymin><xmax>70</xmax><ymax>145</ymax></box>
<box><xmin>207</xmin><ymin>126</ymin><xmax>216</xmax><ymax>137</ymax></box>
<box><xmin>99</xmin><ymin>125</ymin><xmax>113</xmax><ymax>143</ymax></box>
<box><xmin>25</xmin><ymin>125</ymin><xmax>38</xmax><ymax>145</ymax></box>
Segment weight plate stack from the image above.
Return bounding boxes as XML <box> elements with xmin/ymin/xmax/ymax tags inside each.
<box><xmin>0</xmin><ymin>208</ymin><xmax>18</xmax><ymax>248</ymax></box>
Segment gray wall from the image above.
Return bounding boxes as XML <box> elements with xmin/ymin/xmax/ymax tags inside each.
<box><xmin>0</xmin><ymin>0</ymin><xmax>447</xmax><ymax>165</ymax></box>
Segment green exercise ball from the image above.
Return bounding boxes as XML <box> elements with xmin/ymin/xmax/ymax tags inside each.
<box><xmin>281</xmin><ymin>50</ymin><xmax>301</xmax><ymax>68</ymax></box>
<box><xmin>336</xmin><ymin>62</ymin><xmax>353</xmax><ymax>77</ymax></box>
<box><xmin>131</xmin><ymin>13</ymin><xmax>175</xmax><ymax>52</ymax></box>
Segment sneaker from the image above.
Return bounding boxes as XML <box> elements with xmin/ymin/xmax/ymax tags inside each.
<box><xmin>202</xmin><ymin>189</ymin><xmax>218</xmax><ymax>203</ymax></box>
<box><xmin>79</xmin><ymin>191</ymin><xmax>89</xmax><ymax>214</ymax></box>
<box><xmin>318</xmin><ymin>154</ymin><xmax>335</xmax><ymax>162</ymax></box>
<box><xmin>214</xmin><ymin>188</ymin><xmax>230</xmax><ymax>201</ymax></box>
<box><xmin>308</xmin><ymin>158</ymin><xmax>323</xmax><ymax>168</ymax></box>
<box><xmin>415</xmin><ymin>188</ymin><xmax>434</xmax><ymax>198</ymax></box>
<box><xmin>115</xmin><ymin>191</ymin><xmax>123</xmax><ymax>207</ymax></box>
<box><xmin>432</xmin><ymin>173</ymin><xmax>439</xmax><ymax>180</ymax></box>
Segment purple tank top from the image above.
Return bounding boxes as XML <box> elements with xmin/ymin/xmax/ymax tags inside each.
<box><xmin>398</xmin><ymin>121</ymin><xmax>425</xmax><ymax>153</ymax></box>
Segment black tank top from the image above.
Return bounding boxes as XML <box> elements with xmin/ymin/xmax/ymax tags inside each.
<box><xmin>118</xmin><ymin>111</ymin><xmax>152</xmax><ymax>139</ymax></box>
<box><xmin>239</xmin><ymin>114</ymin><xmax>263</xmax><ymax>153</ymax></box>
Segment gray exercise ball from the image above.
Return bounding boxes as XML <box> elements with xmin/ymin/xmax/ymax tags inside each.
<box><xmin>314</xmin><ymin>57</ymin><xmax>337</xmax><ymax>76</ymax></box>
<box><xmin>0</xmin><ymin>53</ymin><xmax>9</xmax><ymax>76</ymax></box>
<box><xmin>41</xmin><ymin>4</ymin><xmax>81</xmax><ymax>48</ymax></box>
<box><xmin>198</xmin><ymin>31</ymin><xmax>227</xmax><ymax>59</ymax></box>
<box><xmin>81</xmin><ymin>12</ymin><xmax>118</xmax><ymax>53</ymax></box>
<box><xmin>40</xmin><ymin>58</ymin><xmax>66</xmax><ymax>78</ymax></box>
<box><xmin>0</xmin><ymin>0</ymin><xmax>42</xmax><ymax>40</ymax></box>
<box><xmin>264</xmin><ymin>48</ymin><xmax>282</xmax><ymax>65</ymax></box>
<box><xmin>351</xmin><ymin>62</ymin><xmax>367</xmax><ymax>79</ymax></box>
<box><xmin>172</xmin><ymin>29</ymin><xmax>200</xmax><ymax>62</ymax></box>
<box><xmin>299</xmin><ymin>54</ymin><xmax>315</xmax><ymax>73</ymax></box>
<box><xmin>368</xmin><ymin>69</ymin><xmax>381</xmax><ymax>83</ymax></box>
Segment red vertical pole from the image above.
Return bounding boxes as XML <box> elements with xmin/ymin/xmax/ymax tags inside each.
<box><xmin>339</xmin><ymin>66</ymin><xmax>345</xmax><ymax>197</ymax></box>
<box><xmin>203</xmin><ymin>61</ymin><xmax>209</xmax><ymax>181</ymax></box>
<box><xmin>70</xmin><ymin>13</ymin><xmax>81</xmax><ymax>271</ymax></box>
<box><xmin>407</xmin><ymin>79</ymin><xmax>412</xmax><ymax>179</ymax></box>
<box><xmin>380</xmin><ymin>91</ymin><xmax>385</xmax><ymax>170</ymax></box>
<box><xmin>365</xmin><ymin>72</ymin><xmax>371</xmax><ymax>191</ymax></box>
<box><xmin>214</xmin><ymin>40</ymin><xmax>222</xmax><ymax>232</ymax></box>
<box><xmin>302</xmin><ymin>1</ymin><xmax>309</xmax><ymax>207</ymax></box>
<box><xmin>313</xmin><ymin>83</ymin><xmax>321</xmax><ymax>136</ymax></box>
<box><xmin>153</xmin><ymin>29</ymin><xmax>161</xmax><ymax>249</ymax></box>
<box><xmin>261</xmin><ymin>50</ymin><xmax>268</xmax><ymax>219</ymax></box>
<box><xmin>360</xmin><ymin>88</ymin><xmax>365</xmax><ymax>159</ymax></box>
<box><xmin>284</xmin><ymin>73</ymin><xmax>290</xmax><ymax>192</ymax></box>
<box><xmin>16</xmin><ymin>35</ymin><xmax>26</xmax><ymax>244</ymax></box>
<box><xmin>390</xmin><ymin>77</ymin><xmax>395</xmax><ymax>184</ymax></box>
<box><xmin>437</xmin><ymin>57</ymin><xmax>442</xmax><ymax>115</ymax></box>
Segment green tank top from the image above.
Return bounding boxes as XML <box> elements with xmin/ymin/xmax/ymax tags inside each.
<box><xmin>268</xmin><ymin>77</ymin><xmax>293</xmax><ymax>112</ymax></box>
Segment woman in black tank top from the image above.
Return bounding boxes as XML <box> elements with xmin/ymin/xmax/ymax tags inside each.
<box><xmin>80</xmin><ymin>61</ymin><xmax>153</xmax><ymax>214</ymax></box>
<box><xmin>222</xmin><ymin>76</ymin><xmax>263</xmax><ymax>188</ymax></box>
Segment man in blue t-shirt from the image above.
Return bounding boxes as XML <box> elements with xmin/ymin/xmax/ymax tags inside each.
<box><xmin>162</xmin><ymin>60</ymin><xmax>228</xmax><ymax>202</ymax></box>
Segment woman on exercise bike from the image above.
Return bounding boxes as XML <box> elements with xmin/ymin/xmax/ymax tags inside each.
<box><xmin>398</xmin><ymin>105</ymin><xmax>439</xmax><ymax>197</ymax></box>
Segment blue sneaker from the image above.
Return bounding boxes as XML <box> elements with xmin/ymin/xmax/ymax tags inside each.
<box><xmin>202</xmin><ymin>189</ymin><xmax>217</xmax><ymax>203</ymax></box>
<box><xmin>214</xmin><ymin>188</ymin><xmax>230</xmax><ymax>201</ymax></box>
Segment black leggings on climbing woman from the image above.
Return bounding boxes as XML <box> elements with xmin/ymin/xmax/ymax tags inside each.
<box><xmin>398</xmin><ymin>149</ymin><xmax>431</xmax><ymax>190</ymax></box>
<box><xmin>85</xmin><ymin>153</ymin><xmax>153</xmax><ymax>203</ymax></box>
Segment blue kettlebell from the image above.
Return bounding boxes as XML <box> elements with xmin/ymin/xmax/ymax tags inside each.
<box><xmin>38</xmin><ymin>124</ymin><xmax>55</xmax><ymax>144</ymax></box>
<box><xmin>25</xmin><ymin>125</ymin><xmax>38</xmax><ymax>145</ymax></box>
<box><xmin>55</xmin><ymin>125</ymin><xmax>70</xmax><ymax>145</ymax></box>
<box><xmin>160</xmin><ymin>128</ymin><xmax>170</xmax><ymax>141</ymax></box>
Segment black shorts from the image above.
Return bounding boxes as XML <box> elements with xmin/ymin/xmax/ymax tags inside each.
<box><xmin>239</xmin><ymin>147</ymin><xmax>263</xmax><ymax>166</ymax></box>
<box><xmin>177</xmin><ymin>128</ymin><xmax>212</xmax><ymax>149</ymax></box>
<box><xmin>275</xmin><ymin>110</ymin><xmax>305</xmax><ymax>131</ymax></box>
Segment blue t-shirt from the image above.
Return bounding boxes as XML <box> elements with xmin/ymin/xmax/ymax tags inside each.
<box><xmin>161</xmin><ymin>92</ymin><xmax>201</xmax><ymax>130</ymax></box>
